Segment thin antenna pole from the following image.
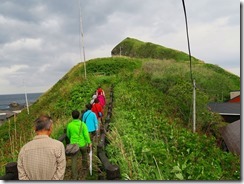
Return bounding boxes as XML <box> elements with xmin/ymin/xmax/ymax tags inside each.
<box><xmin>182</xmin><ymin>0</ymin><xmax>193</xmax><ymax>85</ymax></box>
<box><xmin>182</xmin><ymin>0</ymin><xmax>196</xmax><ymax>133</ymax></box>
<box><xmin>23</xmin><ymin>80</ymin><xmax>29</xmax><ymax>115</ymax></box>
<box><xmin>79</xmin><ymin>0</ymin><xmax>87</xmax><ymax>79</ymax></box>
<box><xmin>193</xmin><ymin>80</ymin><xmax>196</xmax><ymax>133</ymax></box>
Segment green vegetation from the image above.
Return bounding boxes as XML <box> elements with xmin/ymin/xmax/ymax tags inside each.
<box><xmin>0</xmin><ymin>57</ymin><xmax>140</xmax><ymax>176</ymax></box>
<box><xmin>106</xmin><ymin>62</ymin><xmax>239</xmax><ymax>180</ymax></box>
<box><xmin>111</xmin><ymin>37</ymin><xmax>201</xmax><ymax>63</ymax></box>
<box><xmin>0</xmin><ymin>38</ymin><xmax>240</xmax><ymax>180</ymax></box>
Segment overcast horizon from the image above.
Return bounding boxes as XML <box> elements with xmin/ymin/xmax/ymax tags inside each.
<box><xmin>0</xmin><ymin>0</ymin><xmax>241</xmax><ymax>95</ymax></box>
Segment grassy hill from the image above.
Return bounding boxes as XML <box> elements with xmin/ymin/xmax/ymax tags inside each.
<box><xmin>111</xmin><ymin>37</ymin><xmax>201</xmax><ymax>63</ymax></box>
<box><xmin>0</xmin><ymin>38</ymin><xmax>240</xmax><ymax>180</ymax></box>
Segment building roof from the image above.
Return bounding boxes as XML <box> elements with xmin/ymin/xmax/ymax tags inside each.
<box><xmin>0</xmin><ymin>114</ymin><xmax>6</xmax><ymax>121</ymax></box>
<box><xmin>0</xmin><ymin>110</ymin><xmax>18</xmax><ymax>121</ymax></box>
<box><xmin>228</xmin><ymin>95</ymin><xmax>240</xmax><ymax>103</ymax></box>
<box><xmin>220</xmin><ymin>120</ymin><xmax>240</xmax><ymax>155</ymax></box>
<box><xmin>208</xmin><ymin>102</ymin><xmax>240</xmax><ymax>115</ymax></box>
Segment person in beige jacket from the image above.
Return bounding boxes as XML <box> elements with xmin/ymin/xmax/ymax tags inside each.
<box><xmin>17</xmin><ymin>115</ymin><xmax>66</xmax><ymax>180</ymax></box>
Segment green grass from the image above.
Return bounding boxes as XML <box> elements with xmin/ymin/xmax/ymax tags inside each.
<box><xmin>111</xmin><ymin>37</ymin><xmax>201</xmax><ymax>62</ymax></box>
<box><xmin>106</xmin><ymin>66</ymin><xmax>240</xmax><ymax>180</ymax></box>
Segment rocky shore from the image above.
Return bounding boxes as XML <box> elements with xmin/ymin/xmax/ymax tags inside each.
<box><xmin>0</xmin><ymin>102</ymin><xmax>26</xmax><ymax>125</ymax></box>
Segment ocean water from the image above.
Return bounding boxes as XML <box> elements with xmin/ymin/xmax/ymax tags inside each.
<box><xmin>0</xmin><ymin>93</ymin><xmax>43</xmax><ymax>110</ymax></box>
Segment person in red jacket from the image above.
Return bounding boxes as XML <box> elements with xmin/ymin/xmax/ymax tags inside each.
<box><xmin>91</xmin><ymin>98</ymin><xmax>103</xmax><ymax>122</ymax></box>
<box><xmin>91</xmin><ymin>98</ymin><xmax>103</xmax><ymax>135</ymax></box>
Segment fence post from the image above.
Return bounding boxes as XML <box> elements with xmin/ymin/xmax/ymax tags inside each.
<box><xmin>6</xmin><ymin>162</ymin><xmax>18</xmax><ymax>180</ymax></box>
<box><xmin>0</xmin><ymin>162</ymin><xmax>19</xmax><ymax>180</ymax></box>
<box><xmin>64</xmin><ymin>128</ymin><xmax>70</xmax><ymax>144</ymax></box>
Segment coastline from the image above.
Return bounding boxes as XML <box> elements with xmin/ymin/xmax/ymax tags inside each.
<box><xmin>0</xmin><ymin>105</ymin><xmax>27</xmax><ymax>125</ymax></box>
<box><xmin>0</xmin><ymin>93</ymin><xmax>42</xmax><ymax>126</ymax></box>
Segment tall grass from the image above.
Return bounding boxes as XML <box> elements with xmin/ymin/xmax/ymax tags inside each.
<box><xmin>105</xmin><ymin>63</ymin><xmax>240</xmax><ymax>180</ymax></box>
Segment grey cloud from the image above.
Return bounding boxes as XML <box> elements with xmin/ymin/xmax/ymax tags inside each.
<box><xmin>0</xmin><ymin>0</ymin><xmax>240</xmax><ymax>94</ymax></box>
<box><xmin>1</xmin><ymin>0</ymin><xmax>45</xmax><ymax>23</ymax></box>
<box><xmin>186</xmin><ymin>0</ymin><xmax>239</xmax><ymax>26</ymax></box>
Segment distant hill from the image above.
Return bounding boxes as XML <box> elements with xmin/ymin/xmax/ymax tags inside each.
<box><xmin>111</xmin><ymin>37</ymin><xmax>201</xmax><ymax>62</ymax></box>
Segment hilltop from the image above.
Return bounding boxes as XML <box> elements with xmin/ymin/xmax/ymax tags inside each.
<box><xmin>111</xmin><ymin>37</ymin><xmax>201</xmax><ymax>62</ymax></box>
<box><xmin>0</xmin><ymin>38</ymin><xmax>240</xmax><ymax>180</ymax></box>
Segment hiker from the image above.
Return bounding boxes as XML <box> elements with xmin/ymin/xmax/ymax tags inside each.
<box><xmin>96</xmin><ymin>86</ymin><xmax>105</xmax><ymax>97</ymax></box>
<box><xmin>90</xmin><ymin>93</ymin><xmax>97</xmax><ymax>105</ymax></box>
<box><xmin>17</xmin><ymin>115</ymin><xmax>66</xmax><ymax>180</ymax></box>
<box><xmin>82</xmin><ymin>104</ymin><xmax>99</xmax><ymax>141</ymax></box>
<box><xmin>66</xmin><ymin>110</ymin><xmax>92</xmax><ymax>180</ymax></box>
<box><xmin>97</xmin><ymin>91</ymin><xmax>106</xmax><ymax>109</ymax></box>
<box><xmin>91</xmin><ymin>98</ymin><xmax>103</xmax><ymax>123</ymax></box>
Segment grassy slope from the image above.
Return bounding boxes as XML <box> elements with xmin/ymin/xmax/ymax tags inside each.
<box><xmin>0</xmin><ymin>57</ymin><xmax>140</xmax><ymax>175</ymax></box>
<box><xmin>111</xmin><ymin>37</ymin><xmax>201</xmax><ymax>63</ymax></box>
<box><xmin>106</xmin><ymin>62</ymin><xmax>240</xmax><ymax>180</ymax></box>
<box><xmin>0</xmin><ymin>38</ymin><xmax>240</xmax><ymax>179</ymax></box>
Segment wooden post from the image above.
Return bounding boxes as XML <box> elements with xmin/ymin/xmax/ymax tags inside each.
<box><xmin>98</xmin><ymin>151</ymin><xmax>121</xmax><ymax>180</ymax></box>
<box><xmin>1</xmin><ymin>162</ymin><xmax>19</xmax><ymax>180</ymax></box>
<box><xmin>64</xmin><ymin>128</ymin><xmax>70</xmax><ymax>144</ymax></box>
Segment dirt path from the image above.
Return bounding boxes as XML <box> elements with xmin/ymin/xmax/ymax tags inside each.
<box><xmin>63</xmin><ymin>85</ymin><xmax>110</xmax><ymax>181</ymax></box>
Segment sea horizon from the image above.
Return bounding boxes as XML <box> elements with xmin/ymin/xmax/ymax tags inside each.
<box><xmin>0</xmin><ymin>92</ymin><xmax>44</xmax><ymax>96</ymax></box>
<box><xmin>0</xmin><ymin>92</ymin><xmax>43</xmax><ymax>110</ymax></box>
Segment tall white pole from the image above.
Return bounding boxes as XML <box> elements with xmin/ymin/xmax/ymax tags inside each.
<box><xmin>24</xmin><ymin>81</ymin><xmax>29</xmax><ymax>115</ymax></box>
<box><xmin>193</xmin><ymin>79</ymin><xmax>196</xmax><ymax>133</ymax></box>
<box><xmin>79</xmin><ymin>0</ymin><xmax>87</xmax><ymax>79</ymax></box>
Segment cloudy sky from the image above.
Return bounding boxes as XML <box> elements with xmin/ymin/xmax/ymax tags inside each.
<box><xmin>0</xmin><ymin>0</ymin><xmax>240</xmax><ymax>94</ymax></box>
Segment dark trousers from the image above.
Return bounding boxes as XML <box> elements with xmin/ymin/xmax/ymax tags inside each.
<box><xmin>90</xmin><ymin>131</ymin><xmax>97</xmax><ymax>143</ymax></box>
<box><xmin>71</xmin><ymin>146</ymin><xmax>88</xmax><ymax>180</ymax></box>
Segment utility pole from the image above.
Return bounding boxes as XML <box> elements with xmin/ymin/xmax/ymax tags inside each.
<box><xmin>79</xmin><ymin>0</ymin><xmax>87</xmax><ymax>79</ymax></box>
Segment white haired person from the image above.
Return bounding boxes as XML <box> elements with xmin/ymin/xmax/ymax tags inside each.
<box><xmin>90</xmin><ymin>92</ymin><xmax>97</xmax><ymax>105</ymax></box>
<box><xmin>17</xmin><ymin>115</ymin><xmax>66</xmax><ymax>180</ymax></box>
